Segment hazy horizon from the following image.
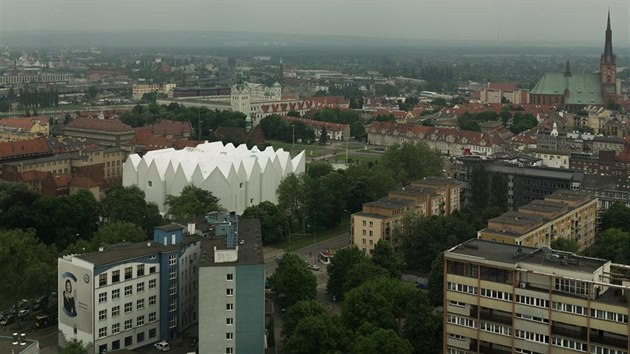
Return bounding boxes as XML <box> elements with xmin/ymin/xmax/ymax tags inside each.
<box><xmin>0</xmin><ymin>0</ymin><xmax>629</xmax><ymax>48</ymax></box>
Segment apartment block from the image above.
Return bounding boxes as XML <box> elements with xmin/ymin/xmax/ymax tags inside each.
<box><xmin>58</xmin><ymin>225</ymin><xmax>201</xmax><ymax>354</ymax></box>
<box><xmin>444</xmin><ymin>238</ymin><xmax>630</xmax><ymax>354</ymax></box>
<box><xmin>478</xmin><ymin>190</ymin><xmax>597</xmax><ymax>251</ymax></box>
<box><xmin>351</xmin><ymin>177</ymin><xmax>462</xmax><ymax>254</ymax></box>
<box><xmin>198</xmin><ymin>213</ymin><xmax>265</xmax><ymax>354</ymax></box>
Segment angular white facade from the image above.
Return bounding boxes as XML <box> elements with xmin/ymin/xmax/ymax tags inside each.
<box><xmin>123</xmin><ymin>142</ymin><xmax>305</xmax><ymax>215</ymax></box>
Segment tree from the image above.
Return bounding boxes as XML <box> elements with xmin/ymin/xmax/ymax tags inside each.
<box><xmin>551</xmin><ymin>238</ymin><xmax>580</xmax><ymax>253</ymax></box>
<box><xmin>277</xmin><ymin>173</ymin><xmax>307</xmax><ymax>228</ymax></box>
<box><xmin>371</xmin><ymin>240</ymin><xmax>405</xmax><ymax>278</ymax></box>
<box><xmin>165</xmin><ymin>185</ymin><xmax>222</xmax><ymax>220</ymax></box>
<box><xmin>269</xmin><ymin>253</ymin><xmax>317</xmax><ymax>308</ymax></box>
<box><xmin>85</xmin><ymin>86</ymin><xmax>99</xmax><ymax>101</ymax></box>
<box><xmin>591</xmin><ymin>228</ymin><xmax>630</xmax><ymax>263</ymax></box>
<box><xmin>92</xmin><ymin>222</ymin><xmax>147</xmax><ymax>247</ymax></box>
<box><xmin>510</xmin><ymin>113</ymin><xmax>538</xmax><ymax>134</ymax></box>
<box><xmin>0</xmin><ymin>229</ymin><xmax>57</xmax><ymax>307</ymax></box>
<box><xmin>319</xmin><ymin>126</ymin><xmax>328</xmax><ymax>144</ymax></box>
<box><xmin>284</xmin><ymin>314</ymin><xmax>347</xmax><ymax>354</ymax></box>
<box><xmin>350</xmin><ymin>329</ymin><xmax>412</xmax><ymax>354</ymax></box>
<box><xmin>287</xmin><ymin>110</ymin><xmax>300</xmax><ymax>117</ymax></box>
<box><xmin>381</xmin><ymin>142</ymin><xmax>444</xmax><ymax>184</ymax></box>
<box><xmin>402</xmin><ymin>295</ymin><xmax>442</xmax><ymax>354</ymax></box>
<box><xmin>141</xmin><ymin>91</ymin><xmax>158</xmax><ymax>103</ymax></box>
<box><xmin>100</xmin><ymin>185</ymin><xmax>163</xmax><ymax>233</ymax></box>
<box><xmin>457</xmin><ymin>116</ymin><xmax>481</xmax><ymax>132</ymax></box>
<box><xmin>601</xmin><ymin>203</ymin><xmax>630</xmax><ymax>232</ymax></box>
<box><xmin>427</xmin><ymin>252</ymin><xmax>444</xmax><ymax>307</ymax></box>
<box><xmin>282</xmin><ymin>300</ymin><xmax>326</xmax><ymax>339</ymax></box>
<box><xmin>61</xmin><ymin>339</ymin><xmax>89</xmax><ymax>354</ymax></box>
<box><xmin>342</xmin><ymin>261</ymin><xmax>390</xmax><ymax>294</ymax></box>
<box><xmin>242</xmin><ymin>201</ymin><xmax>290</xmax><ymax>245</ymax></box>
<box><xmin>327</xmin><ymin>246</ymin><xmax>368</xmax><ymax>300</ymax></box>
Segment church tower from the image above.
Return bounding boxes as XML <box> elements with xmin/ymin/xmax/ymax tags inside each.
<box><xmin>600</xmin><ymin>10</ymin><xmax>617</xmax><ymax>102</ymax></box>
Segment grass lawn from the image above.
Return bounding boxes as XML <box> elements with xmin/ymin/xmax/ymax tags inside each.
<box><xmin>280</xmin><ymin>218</ymin><xmax>350</xmax><ymax>253</ymax></box>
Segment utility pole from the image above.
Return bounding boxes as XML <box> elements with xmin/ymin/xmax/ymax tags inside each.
<box><xmin>198</xmin><ymin>111</ymin><xmax>202</xmax><ymax>140</ymax></box>
<box><xmin>345</xmin><ymin>137</ymin><xmax>349</xmax><ymax>163</ymax></box>
<box><xmin>292</xmin><ymin>124</ymin><xmax>295</xmax><ymax>155</ymax></box>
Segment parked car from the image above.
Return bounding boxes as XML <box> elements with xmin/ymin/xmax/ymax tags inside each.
<box><xmin>17</xmin><ymin>309</ymin><xmax>29</xmax><ymax>318</ymax></box>
<box><xmin>17</xmin><ymin>299</ymin><xmax>29</xmax><ymax>310</ymax></box>
<box><xmin>307</xmin><ymin>264</ymin><xmax>320</xmax><ymax>271</ymax></box>
<box><xmin>1</xmin><ymin>314</ymin><xmax>15</xmax><ymax>326</ymax></box>
<box><xmin>154</xmin><ymin>340</ymin><xmax>170</xmax><ymax>352</ymax></box>
<box><xmin>416</xmin><ymin>282</ymin><xmax>429</xmax><ymax>290</ymax></box>
<box><xmin>35</xmin><ymin>315</ymin><xmax>55</xmax><ymax>328</ymax></box>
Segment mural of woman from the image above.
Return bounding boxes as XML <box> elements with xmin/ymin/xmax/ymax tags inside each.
<box><xmin>63</xmin><ymin>279</ymin><xmax>76</xmax><ymax>317</ymax></box>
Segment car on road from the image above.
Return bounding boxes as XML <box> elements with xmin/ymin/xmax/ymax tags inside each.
<box><xmin>1</xmin><ymin>314</ymin><xmax>15</xmax><ymax>326</ymax></box>
<box><xmin>154</xmin><ymin>340</ymin><xmax>170</xmax><ymax>351</ymax></box>
<box><xmin>307</xmin><ymin>264</ymin><xmax>320</xmax><ymax>271</ymax></box>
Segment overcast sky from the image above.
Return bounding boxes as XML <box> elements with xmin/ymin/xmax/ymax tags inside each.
<box><xmin>1</xmin><ymin>0</ymin><xmax>628</xmax><ymax>46</ymax></box>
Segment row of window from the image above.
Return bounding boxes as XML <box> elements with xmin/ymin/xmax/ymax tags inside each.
<box><xmin>447</xmin><ymin>314</ymin><xmax>476</xmax><ymax>329</ymax></box>
<box><xmin>515</xmin><ymin>294</ymin><xmax>549</xmax><ymax>308</ymax></box>
<box><xmin>446</xmin><ymin>349</ymin><xmax>470</xmax><ymax>354</ymax></box>
<box><xmin>591</xmin><ymin>308</ymin><xmax>629</xmax><ymax>323</ymax></box>
<box><xmin>100</xmin><ymin>296</ymin><xmax>157</xmax><ymax>320</ymax></box>
<box><xmin>555</xmin><ymin>278</ymin><xmax>589</xmax><ymax>296</ymax></box>
<box><xmin>98</xmin><ymin>280</ymin><xmax>157</xmax><ymax>303</ymax></box>
<box><xmin>590</xmin><ymin>345</ymin><xmax>628</xmax><ymax>354</ymax></box>
<box><xmin>98</xmin><ymin>265</ymin><xmax>157</xmax><ymax>287</ymax></box>
<box><xmin>480</xmin><ymin>321</ymin><xmax>512</xmax><ymax>336</ymax></box>
<box><xmin>515</xmin><ymin>329</ymin><xmax>549</xmax><ymax>344</ymax></box>
<box><xmin>552</xmin><ymin>301</ymin><xmax>587</xmax><ymax>316</ymax></box>
<box><xmin>515</xmin><ymin>348</ymin><xmax>543</xmax><ymax>354</ymax></box>
<box><xmin>480</xmin><ymin>288</ymin><xmax>512</xmax><ymax>302</ymax></box>
<box><xmin>447</xmin><ymin>282</ymin><xmax>476</xmax><ymax>295</ymax></box>
<box><xmin>98</xmin><ymin>327</ymin><xmax>157</xmax><ymax>352</ymax></box>
<box><xmin>551</xmin><ymin>337</ymin><xmax>587</xmax><ymax>352</ymax></box>
<box><xmin>515</xmin><ymin>313</ymin><xmax>549</xmax><ymax>324</ymax></box>
<box><xmin>98</xmin><ymin>313</ymin><xmax>157</xmax><ymax>338</ymax></box>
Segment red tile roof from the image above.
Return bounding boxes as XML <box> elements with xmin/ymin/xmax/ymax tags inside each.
<box><xmin>150</xmin><ymin>120</ymin><xmax>193</xmax><ymax>137</ymax></box>
<box><xmin>487</xmin><ymin>82</ymin><xmax>518</xmax><ymax>91</ymax></box>
<box><xmin>369</xmin><ymin>121</ymin><xmax>505</xmax><ymax>147</ymax></box>
<box><xmin>66</xmin><ymin>117</ymin><xmax>133</xmax><ymax>133</ymax></box>
<box><xmin>0</xmin><ymin>116</ymin><xmax>48</xmax><ymax>130</ymax></box>
<box><xmin>70</xmin><ymin>175</ymin><xmax>100</xmax><ymax>188</ymax></box>
<box><xmin>0</xmin><ymin>137</ymin><xmax>51</xmax><ymax>159</ymax></box>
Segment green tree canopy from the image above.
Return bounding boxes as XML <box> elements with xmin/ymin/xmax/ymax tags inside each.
<box><xmin>371</xmin><ymin>240</ymin><xmax>405</xmax><ymax>279</ymax></box>
<box><xmin>284</xmin><ymin>314</ymin><xmax>347</xmax><ymax>354</ymax></box>
<box><xmin>601</xmin><ymin>203</ymin><xmax>630</xmax><ymax>232</ymax></box>
<box><xmin>270</xmin><ymin>253</ymin><xmax>317</xmax><ymax>308</ymax></box>
<box><xmin>165</xmin><ymin>185</ymin><xmax>222</xmax><ymax>220</ymax></box>
<box><xmin>381</xmin><ymin>142</ymin><xmax>444</xmax><ymax>184</ymax></box>
<box><xmin>101</xmin><ymin>185</ymin><xmax>163</xmax><ymax>233</ymax></box>
<box><xmin>342</xmin><ymin>261</ymin><xmax>390</xmax><ymax>295</ymax></box>
<box><xmin>61</xmin><ymin>339</ymin><xmax>89</xmax><ymax>354</ymax></box>
<box><xmin>242</xmin><ymin>201</ymin><xmax>290</xmax><ymax>245</ymax></box>
<box><xmin>0</xmin><ymin>229</ymin><xmax>57</xmax><ymax>306</ymax></box>
<box><xmin>591</xmin><ymin>228</ymin><xmax>630</xmax><ymax>263</ymax></box>
<box><xmin>93</xmin><ymin>222</ymin><xmax>148</xmax><ymax>247</ymax></box>
<box><xmin>277</xmin><ymin>173</ymin><xmax>307</xmax><ymax>228</ymax></box>
<box><xmin>282</xmin><ymin>300</ymin><xmax>326</xmax><ymax>339</ymax></box>
<box><xmin>350</xmin><ymin>328</ymin><xmax>412</xmax><ymax>354</ymax></box>
<box><xmin>327</xmin><ymin>246</ymin><xmax>369</xmax><ymax>300</ymax></box>
<box><xmin>551</xmin><ymin>238</ymin><xmax>580</xmax><ymax>253</ymax></box>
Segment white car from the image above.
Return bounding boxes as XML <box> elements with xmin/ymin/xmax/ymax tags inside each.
<box><xmin>154</xmin><ymin>341</ymin><xmax>170</xmax><ymax>351</ymax></box>
<box><xmin>308</xmin><ymin>264</ymin><xmax>320</xmax><ymax>271</ymax></box>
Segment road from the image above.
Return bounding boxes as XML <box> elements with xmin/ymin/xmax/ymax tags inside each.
<box><xmin>263</xmin><ymin>232</ymin><xmax>350</xmax><ymax>279</ymax></box>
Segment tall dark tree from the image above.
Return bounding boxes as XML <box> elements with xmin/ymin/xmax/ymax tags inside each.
<box><xmin>601</xmin><ymin>203</ymin><xmax>630</xmax><ymax>232</ymax></box>
<box><xmin>319</xmin><ymin>126</ymin><xmax>328</xmax><ymax>144</ymax></box>
<box><xmin>165</xmin><ymin>185</ymin><xmax>222</xmax><ymax>220</ymax></box>
<box><xmin>371</xmin><ymin>240</ymin><xmax>405</xmax><ymax>279</ymax></box>
<box><xmin>282</xmin><ymin>300</ymin><xmax>326</xmax><ymax>339</ymax></box>
<box><xmin>100</xmin><ymin>185</ymin><xmax>163</xmax><ymax>233</ymax></box>
<box><xmin>470</xmin><ymin>165</ymin><xmax>489</xmax><ymax>210</ymax></box>
<box><xmin>350</xmin><ymin>329</ymin><xmax>412</xmax><ymax>354</ymax></box>
<box><xmin>327</xmin><ymin>246</ymin><xmax>369</xmax><ymax>300</ymax></box>
<box><xmin>381</xmin><ymin>142</ymin><xmax>443</xmax><ymax>184</ymax></box>
<box><xmin>284</xmin><ymin>314</ymin><xmax>347</xmax><ymax>354</ymax></box>
<box><xmin>270</xmin><ymin>253</ymin><xmax>317</xmax><ymax>308</ymax></box>
<box><xmin>242</xmin><ymin>201</ymin><xmax>290</xmax><ymax>245</ymax></box>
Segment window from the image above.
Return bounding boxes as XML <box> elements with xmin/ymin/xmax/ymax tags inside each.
<box><xmin>447</xmin><ymin>282</ymin><xmax>477</xmax><ymax>295</ymax></box>
<box><xmin>98</xmin><ymin>327</ymin><xmax>107</xmax><ymax>338</ymax></box>
<box><xmin>149</xmin><ymin>295</ymin><xmax>157</xmax><ymax>306</ymax></box>
<box><xmin>149</xmin><ymin>279</ymin><xmax>156</xmax><ymax>289</ymax></box>
<box><xmin>124</xmin><ymin>285</ymin><xmax>132</xmax><ymax>296</ymax></box>
<box><xmin>136</xmin><ymin>315</ymin><xmax>145</xmax><ymax>326</ymax></box>
<box><xmin>169</xmin><ymin>298</ymin><xmax>177</xmax><ymax>312</ymax></box>
<box><xmin>124</xmin><ymin>302</ymin><xmax>133</xmax><ymax>313</ymax></box>
<box><xmin>124</xmin><ymin>336</ymin><xmax>132</xmax><ymax>347</ymax></box>
<box><xmin>480</xmin><ymin>322</ymin><xmax>512</xmax><ymax>336</ymax></box>
<box><xmin>169</xmin><ymin>315</ymin><xmax>177</xmax><ymax>328</ymax></box>
<box><xmin>369</xmin><ymin>221</ymin><xmax>373</xmax><ymax>227</ymax></box>
<box><xmin>137</xmin><ymin>332</ymin><xmax>145</xmax><ymax>343</ymax></box>
<box><xmin>169</xmin><ymin>281</ymin><xmax>176</xmax><ymax>295</ymax></box>
<box><xmin>226</xmin><ymin>317</ymin><xmax>234</xmax><ymax>325</ymax></box>
<box><xmin>137</xmin><ymin>264</ymin><xmax>144</xmax><ymax>276</ymax></box>
<box><xmin>99</xmin><ymin>292</ymin><xmax>107</xmax><ymax>303</ymax></box>
<box><xmin>226</xmin><ymin>332</ymin><xmax>234</xmax><ymax>340</ymax></box>
<box><xmin>447</xmin><ymin>314</ymin><xmax>477</xmax><ymax>328</ymax></box>
<box><xmin>99</xmin><ymin>273</ymin><xmax>107</xmax><ymax>286</ymax></box>
<box><xmin>125</xmin><ymin>267</ymin><xmax>132</xmax><ymax>280</ymax></box>
<box><xmin>169</xmin><ymin>254</ymin><xmax>177</xmax><ymax>265</ymax></box>
<box><xmin>98</xmin><ymin>309</ymin><xmax>107</xmax><ymax>321</ymax></box>
<box><xmin>137</xmin><ymin>282</ymin><xmax>144</xmax><ymax>293</ymax></box>
<box><xmin>124</xmin><ymin>319</ymin><xmax>133</xmax><ymax>330</ymax></box>
<box><xmin>112</xmin><ymin>323</ymin><xmax>120</xmax><ymax>335</ymax></box>
<box><xmin>147</xmin><ymin>181</ymin><xmax>152</xmax><ymax>187</ymax></box>
<box><xmin>149</xmin><ymin>328</ymin><xmax>157</xmax><ymax>339</ymax></box>
<box><xmin>169</xmin><ymin>268</ymin><xmax>177</xmax><ymax>279</ymax></box>
<box><xmin>515</xmin><ymin>295</ymin><xmax>549</xmax><ymax>308</ymax></box>
<box><xmin>362</xmin><ymin>220</ymin><xmax>366</xmax><ymax>226</ymax></box>
<box><xmin>555</xmin><ymin>278</ymin><xmax>588</xmax><ymax>296</ymax></box>
<box><xmin>447</xmin><ymin>261</ymin><xmax>478</xmax><ymax>278</ymax></box>
<box><xmin>515</xmin><ymin>329</ymin><xmax>549</xmax><ymax>344</ymax></box>
<box><xmin>480</xmin><ymin>288</ymin><xmax>513</xmax><ymax>302</ymax></box>
<box><xmin>226</xmin><ymin>348</ymin><xmax>234</xmax><ymax>354</ymax></box>
<box><xmin>149</xmin><ymin>312</ymin><xmax>157</xmax><ymax>322</ymax></box>
<box><xmin>149</xmin><ymin>266</ymin><xmax>157</xmax><ymax>274</ymax></box>
<box><xmin>112</xmin><ymin>270</ymin><xmax>120</xmax><ymax>283</ymax></box>
<box><xmin>112</xmin><ymin>306</ymin><xmax>120</xmax><ymax>317</ymax></box>
<box><xmin>137</xmin><ymin>299</ymin><xmax>145</xmax><ymax>310</ymax></box>
<box><xmin>226</xmin><ymin>273</ymin><xmax>234</xmax><ymax>281</ymax></box>
<box><xmin>226</xmin><ymin>288</ymin><xmax>234</xmax><ymax>296</ymax></box>
<box><xmin>226</xmin><ymin>303</ymin><xmax>234</xmax><ymax>311</ymax></box>
<box><xmin>112</xmin><ymin>288</ymin><xmax>120</xmax><ymax>300</ymax></box>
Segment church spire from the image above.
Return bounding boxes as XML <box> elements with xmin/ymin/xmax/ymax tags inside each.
<box><xmin>564</xmin><ymin>61</ymin><xmax>572</xmax><ymax>77</ymax></box>
<box><xmin>603</xmin><ymin>10</ymin><xmax>614</xmax><ymax>63</ymax></box>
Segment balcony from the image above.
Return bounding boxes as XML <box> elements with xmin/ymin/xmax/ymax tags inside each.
<box><xmin>472</xmin><ymin>308</ymin><xmax>512</xmax><ymax>326</ymax></box>
<box><xmin>552</xmin><ymin>324</ymin><xmax>587</xmax><ymax>341</ymax></box>
<box><xmin>589</xmin><ymin>330</ymin><xmax>628</xmax><ymax>350</ymax></box>
<box><xmin>471</xmin><ymin>341</ymin><xmax>512</xmax><ymax>354</ymax></box>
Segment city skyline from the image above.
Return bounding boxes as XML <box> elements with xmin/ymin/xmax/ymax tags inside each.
<box><xmin>0</xmin><ymin>0</ymin><xmax>629</xmax><ymax>47</ymax></box>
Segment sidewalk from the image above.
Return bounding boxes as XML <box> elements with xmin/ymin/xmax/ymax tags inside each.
<box><xmin>262</xmin><ymin>246</ymin><xmax>285</xmax><ymax>262</ymax></box>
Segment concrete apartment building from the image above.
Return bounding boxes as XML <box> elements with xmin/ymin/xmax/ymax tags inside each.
<box><xmin>58</xmin><ymin>225</ymin><xmax>201</xmax><ymax>353</ymax></box>
<box><xmin>198</xmin><ymin>213</ymin><xmax>265</xmax><ymax>354</ymax></box>
<box><xmin>477</xmin><ymin>190</ymin><xmax>598</xmax><ymax>251</ymax></box>
<box><xmin>351</xmin><ymin>177</ymin><xmax>462</xmax><ymax>254</ymax></box>
<box><xmin>444</xmin><ymin>238</ymin><xmax>630</xmax><ymax>354</ymax></box>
